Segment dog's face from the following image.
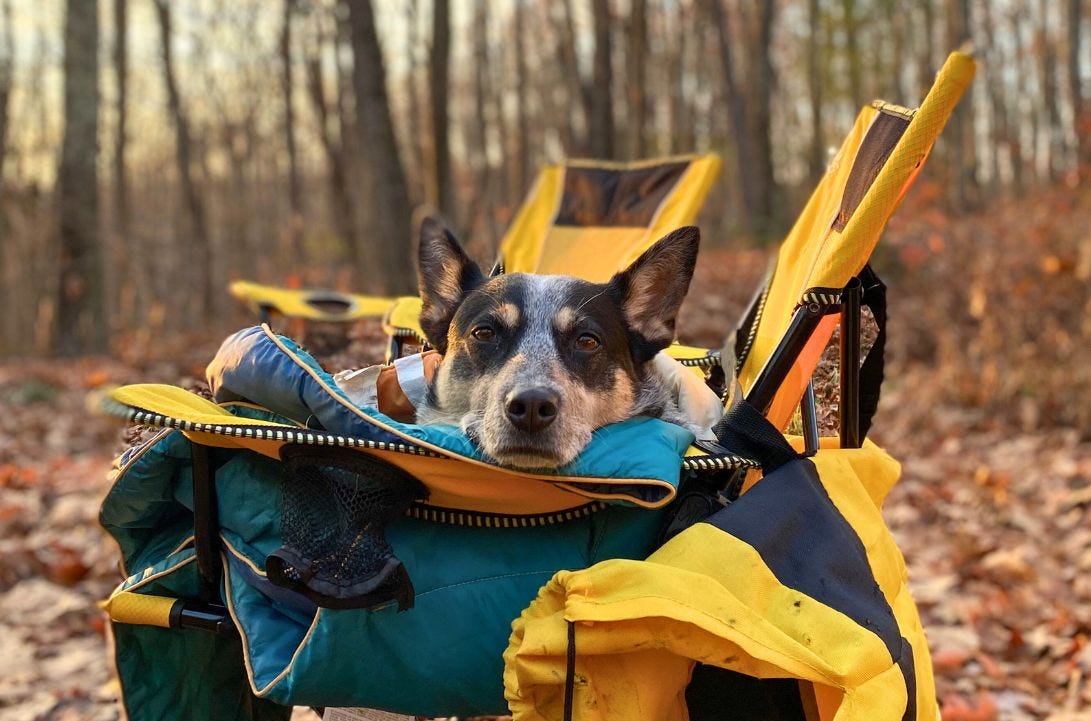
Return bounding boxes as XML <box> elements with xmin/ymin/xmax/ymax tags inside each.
<box><xmin>415</xmin><ymin>218</ymin><xmax>699</xmax><ymax>469</ymax></box>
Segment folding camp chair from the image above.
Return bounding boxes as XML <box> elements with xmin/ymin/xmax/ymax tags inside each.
<box><xmin>506</xmin><ymin>50</ymin><xmax>975</xmax><ymax>721</ymax></box>
<box><xmin>95</xmin><ymin>50</ymin><xmax>972</xmax><ymax>721</ymax></box>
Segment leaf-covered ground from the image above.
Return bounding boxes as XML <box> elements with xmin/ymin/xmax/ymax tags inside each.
<box><xmin>1</xmin><ymin>184</ymin><xmax>1088</xmax><ymax>720</ymax></box>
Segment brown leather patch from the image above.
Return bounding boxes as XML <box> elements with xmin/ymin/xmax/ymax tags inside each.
<box><xmin>555</xmin><ymin>162</ymin><xmax>690</xmax><ymax>227</ymax></box>
<box><xmin>833</xmin><ymin>111</ymin><xmax>911</xmax><ymax>232</ymax></box>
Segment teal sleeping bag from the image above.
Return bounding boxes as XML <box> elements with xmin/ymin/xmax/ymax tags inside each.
<box><xmin>100</xmin><ymin>327</ymin><xmax>694</xmax><ymax>719</ymax></box>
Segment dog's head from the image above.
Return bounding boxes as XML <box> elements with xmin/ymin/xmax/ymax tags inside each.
<box><xmin>415</xmin><ymin>218</ymin><xmax>699</xmax><ymax>469</ymax></box>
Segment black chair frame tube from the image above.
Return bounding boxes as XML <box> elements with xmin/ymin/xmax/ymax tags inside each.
<box><xmin>839</xmin><ymin>279</ymin><xmax>863</xmax><ymax>448</ymax></box>
<box><xmin>800</xmin><ymin>381</ymin><xmax>819</xmax><ymax>456</ymax></box>
<box><xmin>744</xmin><ymin>302</ymin><xmax>827</xmax><ymax>414</ymax></box>
<box><xmin>744</xmin><ymin>278</ymin><xmax>866</xmax><ymax>450</ymax></box>
<box><xmin>190</xmin><ymin>443</ymin><xmax>224</xmax><ymax>603</ymax></box>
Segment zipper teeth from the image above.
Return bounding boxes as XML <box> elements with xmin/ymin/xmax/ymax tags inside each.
<box><xmin>677</xmin><ymin>351</ymin><xmax>721</xmax><ymax>367</ymax></box>
<box><xmin>406</xmin><ymin>501</ymin><xmax>607</xmax><ymax>527</ymax></box>
<box><xmin>106</xmin><ymin>399</ymin><xmax>443</xmax><ymax>458</ymax></box>
<box><xmin>737</xmin><ymin>281</ymin><xmax>771</xmax><ymax>372</ymax></box>
<box><xmin>106</xmin><ymin>399</ymin><xmax>759</xmax><ymax>471</ymax></box>
<box><xmin>681</xmin><ymin>455</ymin><xmax>759</xmax><ymax>471</ymax></box>
<box><xmin>798</xmin><ymin>287</ymin><xmax>844</xmax><ymax>307</ymax></box>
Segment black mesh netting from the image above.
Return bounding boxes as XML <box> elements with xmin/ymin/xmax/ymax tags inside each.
<box><xmin>266</xmin><ymin>445</ymin><xmax>427</xmax><ymax>611</ymax></box>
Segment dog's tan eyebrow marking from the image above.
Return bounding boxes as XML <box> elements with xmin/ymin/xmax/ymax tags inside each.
<box><xmin>496</xmin><ymin>302</ymin><xmax>520</xmax><ymax>328</ymax></box>
<box><xmin>553</xmin><ymin>307</ymin><xmax>578</xmax><ymax>333</ymax></box>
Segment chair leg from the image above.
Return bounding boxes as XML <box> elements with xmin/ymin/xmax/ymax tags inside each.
<box><xmin>191</xmin><ymin>443</ymin><xmax>223</xmax><ymax>603</ymax></box>
<box><xmin>801</xmin><ymin>381</ymin><xmax>819</xmax><ymax>456</ymax></box>
<box><xmin>839</xmin><ymin>279</ymin><xmax>862</xmax><ymax>448</ymax></box>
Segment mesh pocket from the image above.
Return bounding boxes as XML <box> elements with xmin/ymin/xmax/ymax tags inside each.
<box><xmin>266</xmin><ymin>445</ymin><xmax>427</xmax><ymax>611</ymax></box>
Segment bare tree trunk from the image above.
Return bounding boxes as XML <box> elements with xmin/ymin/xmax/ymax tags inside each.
<box><xmin>980</xmin><ymin>0</ymin><xmax>1010</xmax><ymax>191</ymax></box>
<box><xmin>306</xmin><ymin>30</ymin><xmax>358</xmax><ymax>267</ymax></box>
<box><xmin>1071</xmin><ymin>0</ymin><xmax>1086</xmax><ymax>171</ymax></box>
<box><xmin>750</xmin><ymin>0</ymin><xmax>780</xmax><ymax>233</ymax></box>
<box><xmin>110</xmin><ymin>0</ymin><xmax>126</xmax><ymax>239</ymax></box>
<box><xmin>842</xmin><ymin>0</ymin><xmax>862</xmax><ymax>102</ymax></box>
<box><xmin>808</xmin><ymin>0</ymin><xmax>825</xmax><ymax>184</ymax></box>
<box><xmin>1013</xmin><ymin>5</ymin><xmax>1031</xmax><ymax>190</ymax></box>
<box><xmin>553</xmin><ymin>0</ymin><xmax>589</xmax><ymax>152</ymax></box>
<box><xmin>154</xmin><ymin>0</ymin><xmax>212</xmax><ymax>316</ymax></box>
<box><xmin>489</xmin><ymin>24</ymin><xmax>513</xmax><ymax>211</ymax></box>
<box><xmin>706</xmin><ymin>0</ymin><xmax>779</xmax><ymax>237</ymax></box>
<box><xmin>109</xmin><ymin>0</ymin><xmax>128</xmax><ymax>334</ymax></box>
<box><xmin>0</xmin><ymin>0</ymin><xmax>13</xmax><ymax>200</ymax></box>
<box><xmin>557</xmin><ymin>0</ymin><xmax>592</xmax><ymax>153</ymax></box>
<box><xmin>430</xmin><ymin>0</ymin><xmax>452</xmax><ymax>218</ymax></box>
<box><xmin>345</xmin><ymin>0</ymin><xmax>415</xmax><ymax>294</ymax></box>
<box><xmin>404</xmin><ymin>0</ymin><xmax>426</xmax><ymax>205</ymax></box>
<box><xmin>468</xmin><ymin>0</ymin><xmax>497</xmax><ymax>248</ymax></box>
<box><xmin>919</xmin><ymin>0</ymin><xmax>936</xmax><ymax>98</ymax></box>
<box><xmin>626</xmin><ymin>0</ymin><xmax>648</xmax><ymax>158</ymax></box>
<box><xmin>665</xmin><ymin>1</ymin><xmax>688</xmax><ymax>154</ymax></box>
<box><xmin>513</xmin><ymin>0</ymin><xmax>530</xmax><ymax>194</ymax></box>
<box><xmin>55</xmin><ymin>0</ymin><xmax>105</xmax><ymax>355</ymax></box>
<box><xmin>1036</xmin><ymin>0</ymin><xmax>1058</xmax><ymax>179</ymax></box>
<box><xmin>280</xmin><ymin>0</ymin><xmax>303</xmax><ymax>269</ymax></box>
<box><xmin>884</xmin><ymin>0</ymin><xmax>909</xmax><ymax>101</ymax></box>
<box><xmin>946</xmin><ymin>0</ymin><xmax>978</xmax><ymax>208</ymax></box>
<box><xmin>588</xmin><ymin>0</ymin><xmax>616</xmax><ymax>158</ymax></box>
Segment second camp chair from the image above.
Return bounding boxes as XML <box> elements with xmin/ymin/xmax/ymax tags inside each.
<box><xmin>384</xmin><ymin>154</ymin><xmax>722</xmax><ymax>357</ymax></box>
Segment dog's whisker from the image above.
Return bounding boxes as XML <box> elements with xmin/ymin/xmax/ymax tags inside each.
<box><xmin>573</xmin><ymin>290</ymin><xmax>606</xmax><ymax>314</ymax></box>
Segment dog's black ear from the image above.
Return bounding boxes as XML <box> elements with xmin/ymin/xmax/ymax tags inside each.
<box><xmin>417</xmin><ymin>217</ymin><xmax>485</xmax><ymax>354</ymax></box>
<box><xmin>607</xmin><ymin>226</ymin><xmax>700</xmax><ymax>362</ymax></box>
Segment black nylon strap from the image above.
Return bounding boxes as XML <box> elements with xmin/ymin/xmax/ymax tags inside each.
<box><xmin>857</xmin><ymin>266</ymin><xmax>887</xmax><ymax>438</ymax></box>
<box><xmin>712</xmin><ymin>401</ymin><xmax>801</xmax><ymax>475</ymax></box>
<box><xmin>564</xmin><ymin>621</ymin><xmax>576</xmax><ymax>721</ymax></box>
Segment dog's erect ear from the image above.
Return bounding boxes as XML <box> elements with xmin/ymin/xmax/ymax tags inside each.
<box><xmin>417</xmin><ymin>217</ymin><xmax>485</xmax><ymax>354</ymax></box>
<box><xmin>607</xmin><ymin>226</ymin><xmax>700</xmax><ymax>361</ymax></box>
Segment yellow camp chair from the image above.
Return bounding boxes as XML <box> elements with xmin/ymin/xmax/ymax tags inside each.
<box><xmin>732</xmin><ymin>94</ymin><xmax>928</xmax><ymax>438</ymax></box>
<box><xmin>505</xmin><ymin>50</ymin><xmax>975</xmax><ymax>721</ymax></box>
<box><xmin>227</xmin><ymin>281</ymin><xmax>395</xmax><ymax>325</ymax></box>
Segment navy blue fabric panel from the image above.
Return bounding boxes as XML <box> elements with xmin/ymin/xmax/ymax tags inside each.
<box><xmin>225</xmin><ymin>551</ymin><xmax>317</xmax><ymax>620</ymax></box>
<box><xmin>701</xmin><ymin>458</ymin><xmax>901</xmax><ymax>659</ymax></box>
<box><xmin>896</xmin><ymin>637</ymin><xmax>917</xmax><ymax>721</ymax></box>
<box><xmin>686</xmin><ymin>665</ymin><xmax>805</xmax><ymax>721</ymax></box>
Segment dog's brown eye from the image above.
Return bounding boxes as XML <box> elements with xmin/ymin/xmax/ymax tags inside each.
<box><xmin>471</xmin><ymin>326</ymin><xmax>496</xmax><ymax>342</ymax></box>
<box><xmin>575</xmin><ymin>333</ymin><xmax>601</xmax><ymax>351</ymax></box>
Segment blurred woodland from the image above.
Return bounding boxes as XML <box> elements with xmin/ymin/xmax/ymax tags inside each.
<box><xmin>1</xmin><ymin>0</ymin><xmax>1088</xmax><ymax>355</ymax></box>
<box><xmin>2</xmin><ymin>1</ymin><xmax>1091</xmax><ymax>720</ymax></box>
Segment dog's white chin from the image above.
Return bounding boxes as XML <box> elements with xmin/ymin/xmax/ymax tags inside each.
<box><xmin>485</xmin><ymin>447</ymin><xmax>570</xmax><ymax>470</ymax></box>
<box><xmin>482</xmin><ymin>428</ymin><xmax>590</xmax><ymax>470</ymax></box>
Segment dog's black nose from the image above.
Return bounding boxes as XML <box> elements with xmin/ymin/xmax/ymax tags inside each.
<box><xmin>505</xmin><ymin>388</ymin><xmax>559</xmax><ymax>433</ymax></box>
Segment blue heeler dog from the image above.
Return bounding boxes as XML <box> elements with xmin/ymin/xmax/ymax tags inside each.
<box><xmin>415</xmin><ymin>218</ymin><xmax>705</xmax><ymax>469</ymax></box>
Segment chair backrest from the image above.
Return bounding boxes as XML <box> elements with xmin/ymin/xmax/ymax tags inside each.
<box><xmin>736</xmin><ymin>50</ymin><xmax>976</xmax><ymax>432</ymax></box>
<box><xmin>498</xmin><ymin>155</ymin><xmax>722</xmax><ymax>281</ymax></box>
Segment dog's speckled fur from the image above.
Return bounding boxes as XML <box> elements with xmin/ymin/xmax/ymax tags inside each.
<box><xmin>415</xmin><ymin>218</ymin><xmax>700</xmax><ymax>469</ymax></box>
